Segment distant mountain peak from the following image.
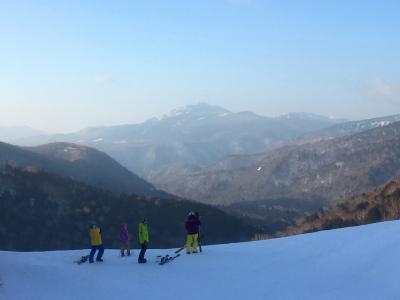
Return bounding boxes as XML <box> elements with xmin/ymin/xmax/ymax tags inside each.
<box><xmin>0</xmin><ymin>126</ymin><xmax>47</xmax><ymax>143</ymax></box>
<box><xmin>163</xmin><ymin>102</ymin><xmax>232</xmax><ymax>119</ymax></box>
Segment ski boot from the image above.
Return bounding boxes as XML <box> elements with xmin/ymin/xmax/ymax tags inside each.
<box><xmin>138</xmin><ymin>258</ymin><xmax>147</xmax><ymax>264</ymax></box>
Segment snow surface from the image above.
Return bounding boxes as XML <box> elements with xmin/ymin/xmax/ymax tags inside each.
<box><xmin>114</xmin><ymin>140</ymin><xmax>128</xmax><ymax>144</ymax></box>
<box><xmin>372</xmin><ymin>120</ymin><xmax>390</xmax><ymax>127</ymax></box>
<box><xmin>2</xmin><ymin>221</ymin><xmax>400</xmax><ymax>300</ymax></box>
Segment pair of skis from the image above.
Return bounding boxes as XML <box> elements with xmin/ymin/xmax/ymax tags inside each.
<box><xmin>157</xmin><ymin>253</ymin><xmax>181</xmax><ymax>265</ymax></box>
<box><xmin>156</xmin><ymin>245</ymin><xmax>187</xmax><ymax>265</ymax></box>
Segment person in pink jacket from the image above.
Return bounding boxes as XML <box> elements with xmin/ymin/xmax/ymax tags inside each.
<box><xmin>119</xmin><ymin>223</ymin><xmax>131</xmax><ymax>257</ymax></box>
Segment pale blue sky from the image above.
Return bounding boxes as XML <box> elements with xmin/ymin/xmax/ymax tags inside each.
<box><xmin>0</xmin><ymin>0</ymin><xmax>399</xmax><ymax>132</ymax></box>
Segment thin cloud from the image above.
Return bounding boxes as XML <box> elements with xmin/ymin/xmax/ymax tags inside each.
<box><xmin>369</xmin><ymin>78</ymin><xmax>395</xmax><ymax>97</ymax></box>
<box><xmin>367</xmin><ymin>78</ymin><xmax>399</xmax><ymax>105</ymax></box>
<box><xmin>95</xmin><ymin>75</ymin><xmax>114</xmax><ymax>84</ymax></box>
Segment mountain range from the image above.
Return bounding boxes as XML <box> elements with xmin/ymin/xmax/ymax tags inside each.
<box><xmin>4</xmin><ymin>104</ymin><xmax>400</xmax><ymax>238</ymax></box>
<box><xmin>10</xmin><ymin>103</ymin><xmax>345</xmax><ymax>177</ymax></box>
<box><xmin>149</xmin><ymin>121</ymin><xmax>400</xmax><ymax>211</ymax></box>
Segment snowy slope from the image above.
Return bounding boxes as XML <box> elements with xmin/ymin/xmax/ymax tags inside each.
<box><xmin>1</xmin><ymin>221</ymin><xmax>400</xmax><ymax>300</ymax></box>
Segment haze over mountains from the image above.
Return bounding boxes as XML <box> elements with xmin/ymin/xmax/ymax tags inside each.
<box><xmin>0</xmin><ymin>126</ymin><xmax>46</xmax><ymax>142</ymax></box>
<box><xmin>2</xmin><ymin>103</ymin><xmax>400</xmax><ymax>239</ymax></box>
<box><xmin>152</xmin><ymin>121</ymin><xmax>400</xmax><ymax>207</ymax></box>
<box><xmin>9</xmin><ymin>103</ymin><xmax>345</xmax><ymax>177</ymax></box>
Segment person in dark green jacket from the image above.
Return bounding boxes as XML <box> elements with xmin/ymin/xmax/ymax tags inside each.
<box><xmin>138</xmin><ymin>218</ymin><xmax>149</xmax><ymax>264</ymax></box>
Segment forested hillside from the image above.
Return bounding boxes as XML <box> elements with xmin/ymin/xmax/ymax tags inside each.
<box><xmin>0</xmin><ymin>166</ymin><xmax>261</xmax><ymax>251</ymax></box>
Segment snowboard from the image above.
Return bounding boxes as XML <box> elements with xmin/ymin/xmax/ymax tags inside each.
<box><xmin>74</xmin><ymin>255</ymin><xmax>90</xmax><ymax>264</ymax></box>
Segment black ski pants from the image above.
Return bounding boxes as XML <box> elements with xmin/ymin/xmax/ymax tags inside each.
<box><xmin>138</xmin><ymin>243</ymin><xmax>147</xmax><ymax>262</ymax></box>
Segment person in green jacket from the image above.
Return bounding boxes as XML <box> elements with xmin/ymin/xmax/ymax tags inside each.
<box><xmin>138</xmin><ymin>218</ymin><xmax>149</xmax><ymax>264</ymax></box>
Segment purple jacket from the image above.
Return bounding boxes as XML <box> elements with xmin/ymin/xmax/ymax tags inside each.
<box><xmin>120</xmin><ymin>227</ymin><xmax>129</xmax><ymax>241</ymax></box>
<box><xmin>185</xmin><ymin>215</ymin><xmax>201</xmax><ymax>235</ymax></box>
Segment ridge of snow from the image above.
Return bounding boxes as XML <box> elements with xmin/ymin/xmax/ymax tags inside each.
<box><xmin>1</xmin><ymin>221</ymin><xmax>400</xmax><ymax>299</ymax></box>
<box><xmin>63</xmin><ymin>146</ymin><xmax>79</xmax><ymax>153</ymax></box>
<box><xmin>114</xmin><ymin>140</ymin><xmax>128</xmax><ymax>144</ymax></box>
<box><xmin>278</xmin><ymin>112</ymin><xmax>333</xmax><ymax>122</ymax></box>
<box><xmin>160</xmin><ymin>103</ymin><xmax>231</xmax><ymax>120</ymax></box>
<box><xmin>371</xmin><ymin>120</ymin><xmax>390</xmax><ymax>127</ymax></box>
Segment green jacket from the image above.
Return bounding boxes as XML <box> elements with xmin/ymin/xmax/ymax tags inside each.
<box><xmin>139</xmin><ymin>222</ymin><xmax>149</xmax><ymax>245</ymax></box>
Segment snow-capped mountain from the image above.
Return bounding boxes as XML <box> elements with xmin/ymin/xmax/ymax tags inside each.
<box><xmin>160</xmin><ymin>102</ymin><xmax>233</xmax><ymax>120</ymax></box>
<box><xmin>11</xmin><ymin>103</ymin><xmax>343</xmax><ymax>177</ymax></box>
<box><xmin>303</xmin><ymin>114</ymin><xmax>400</xmax><ymax>141</ymax></box>
<box><xmin>1</xmin><ymin>220</ymin><xmax>399</xmax><ymax>299</ymax></box>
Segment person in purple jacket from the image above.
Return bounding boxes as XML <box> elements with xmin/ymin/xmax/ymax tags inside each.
<box><xmin>120</xmin><ymin>223</ymin><xmax>131</xmax><ymax>257</ymax></box>
<box><xmin>185</xmin><ymin>212</ymin><xmax>201</xmax><ymax>254</ymax></box>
